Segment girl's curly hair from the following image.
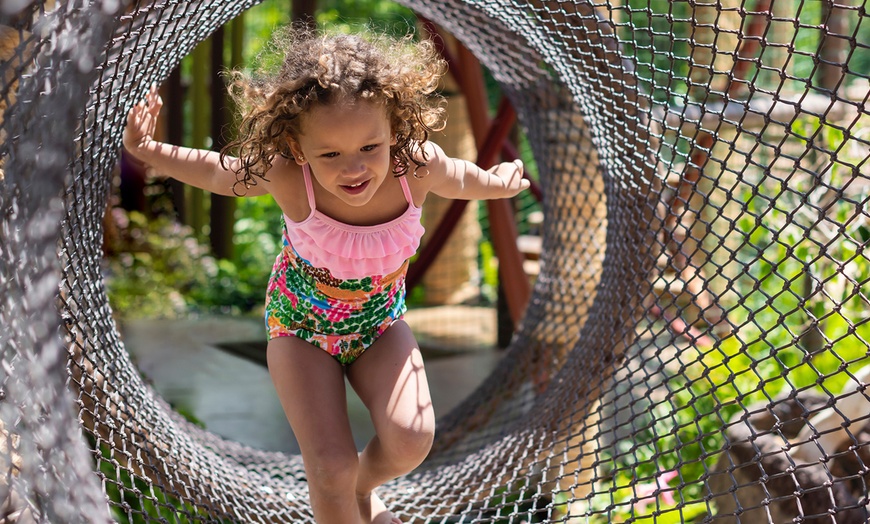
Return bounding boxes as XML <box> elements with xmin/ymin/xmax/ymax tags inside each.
<box><xmin>221</xmin><ymin>24</ymin><xmax>447</xmax><ymax>195</ymax></box>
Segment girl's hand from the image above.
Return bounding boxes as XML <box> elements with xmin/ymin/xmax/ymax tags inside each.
<box><xmin>123</xmin><ymin>84</ymin><xmax>162</xmax><ymax>153</ymax></box>
<box><xmin>488</xmin><ymin>159</ymin><xmax>530</xmax><ymax>196</ymax></box>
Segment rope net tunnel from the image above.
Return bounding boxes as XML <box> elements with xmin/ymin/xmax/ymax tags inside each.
<box><xmin>1</xmin><ymin>0</ymin><xmax>869</xmax><ymax>522</ymax></box>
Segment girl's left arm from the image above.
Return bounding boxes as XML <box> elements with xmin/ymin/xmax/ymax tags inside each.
<box><xmin>422</xmin><ymin>142</ymin><xmax>530</xmax><ymax>200</ymax></box>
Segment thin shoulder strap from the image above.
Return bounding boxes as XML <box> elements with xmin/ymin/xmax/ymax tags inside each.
<box><xmin>398</xmin><ymin>175</ymin><xmax>415</xmax><ymax>205</ymax></box>
<box><xmin>301</xmin><ymin>163</ymin><xmax>317</xmax><ymax>211</ymax></box>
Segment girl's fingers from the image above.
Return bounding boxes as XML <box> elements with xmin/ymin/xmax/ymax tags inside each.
<box><xmin>147</xmin><ymin>94</ymin><xmax>162</xmax><ymax>117</ymax></box>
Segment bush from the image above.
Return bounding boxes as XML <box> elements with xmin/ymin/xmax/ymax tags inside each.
<box><xmin>105</xmin><ymin>197</ymin><xmax>282</xmax><ymax>319</ymax></box>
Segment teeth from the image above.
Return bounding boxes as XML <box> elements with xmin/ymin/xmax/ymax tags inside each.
<box><xmin>348</xmin><ymin>182</ymin><xmax>363</xmax><ymax>188</ymax></box>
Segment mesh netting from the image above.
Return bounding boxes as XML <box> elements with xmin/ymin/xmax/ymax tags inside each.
<box><xmin>2</xmin><ymin>0</ymin><xmax>869</xmax><ymax>522</ymax></box>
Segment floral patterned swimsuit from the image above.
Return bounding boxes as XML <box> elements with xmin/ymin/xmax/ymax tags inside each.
<box><xmin>265</xmin><ymin>164</ymin><xmax>424</xmax><ymax>365</ymax></box>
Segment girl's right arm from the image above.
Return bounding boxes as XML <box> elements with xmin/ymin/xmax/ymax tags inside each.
<box><xmin>122</xmin><ymin>86</ymin><xmax>268</xmax><ymax>197</ymax></box>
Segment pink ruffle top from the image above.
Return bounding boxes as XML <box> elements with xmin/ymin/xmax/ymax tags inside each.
<box><xmin>284</xmin><ymin>164</ymin><xmax>425</xmax><ymax>280</ymax></box>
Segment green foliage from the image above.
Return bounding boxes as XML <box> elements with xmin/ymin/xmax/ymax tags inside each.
<box><xmin>617</xmin><ymin>0</ymin><xmax>868</xmax><ymax>105</ymax></box>
<box><xmin>236</xmin><ymin>0</ymin><xmax>417</xmax><ymax>76</ymax></box>
<box><xmin>791</xmin><ymin>2</ymin><xmax>870</xmax><ymax>89</ymax></box>
<box><xmin>188</xmin><ymin>196</ymin><xmax>282</xmax><ymax>314</ymax></box>
<box><xmin>105</xmin><ymin>199</ymin><xmax>281</xmax><ymax>319</ymax></box>
<box><xmin>478</xmin><ymin>240</ymin><xmax>499</xmax><ymax>304</ymax></box>
<box><xmin>101</xmin><ymin>456</ymin><xmax>210</xmax><ymax>523</ymax></box>
<box><xmin>316</xmin><ymin>0</ymin><xmax>417</xmax><ymax>38</ymax></box>
<box><xmin>618</xmin><ymin>1</ymin><xmax>693</xmax><ymax>104</ymax></box>
<box><xmin>89</xmin><ymin>432</ymin><xmax>227</xmax><ymax>524</ymax></box>
<box><xmin>242</xmin><ymin>0</ymin><xmax>292</xmax><ymax>65</ymax></box>
<box><xmin>480</xmin><ymin>482</ymin><xmax>548</xmax><ymax>523</ymax></box>
<box><xmin>106</xmin><ymin>210</ymin><xmax>214</xmax><ymax>318</ymax></box>
<box><xmin>581</xmin><ymin>108</ymin><xmax>869</xmax><ymax>522</ymax></box>
<box><xmin>854</xmin><ymin>13</ymin><xmax>870</xmax><ymax>81</ymax></box>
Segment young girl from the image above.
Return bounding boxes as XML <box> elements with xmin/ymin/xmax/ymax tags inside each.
<box><xmin>123</xmin><ymin>26</ymin><xmax>528</xmax><ymax>524</ymax></box>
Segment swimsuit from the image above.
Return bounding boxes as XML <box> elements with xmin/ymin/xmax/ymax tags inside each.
<box><xmin>264</xmin><ymin>164</ymin><xmax>424</xmax><ymax>365</ymax></box>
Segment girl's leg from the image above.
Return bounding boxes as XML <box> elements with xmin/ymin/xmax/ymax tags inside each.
<box><xmin>267</xmin><ymin>337</ymin><xmax>361</xmax><ymax>524</ymax></box>
<box><xmin>347</xmin><ymin>320</ymin><xmax>436</xmax><ymax>524</ymax></box>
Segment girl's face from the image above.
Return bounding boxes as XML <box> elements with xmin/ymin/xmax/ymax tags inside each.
<box><xmin>289</xmin><ymin>99</ymin><xmax>395</xmax><ymax>207</ymax></box>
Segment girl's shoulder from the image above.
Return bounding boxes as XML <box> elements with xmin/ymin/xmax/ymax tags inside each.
<box><xmin>417</xmin><ymin>140</ymin><xmax>445</xmax><ymax>162</ymax></box>
<box><xmin>407</xmin><ymin>140</ymin><xmax>447</xmax><ymax>176</ymax></box>
<box><xmin>263</xmin><ymin>156</ymin><xmax>309</xmax><ymax>222</ymax></box>
<box><xmin>404</xmin><ymin>140</ymin><xmax>447</xmax><ymax>203</ymax></box>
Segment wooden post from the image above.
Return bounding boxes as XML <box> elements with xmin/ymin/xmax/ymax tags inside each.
<box><xmin>818</xmin><ymin>0</ymin><xmax>851</xmax><ymax>93</ymax></box>
<box><xmin>407</xmin><ymin>22</ymin><xmax>537</xmax><ymax>317</ymax></box>
<box><xmin>292</xmin><ymin>0</ymin><xmax>317</xmax><ymax>26</ymax></box>
<box><xmin>420</xmin><ymin>32</ymin><xmax>482</xmax><ymax>306</ymax></box>
<box><xmin>188</xmin><ymin>38</ymin><xmax>210</xmax><ymax>237</ymax></box>
<box><xmin>165</xmin><ymin>67</ymin><xmax>186</xmax><ymax>220</ymax></box>
<box><xmin>406</xmin><ymin>98</ymin><xmax>515</xmax><ymax>290</ymax></box>
<box><xmin>209</xmin><ymin>25</ymin><xmax>235</xmax><ymax>260</ymax></box>
<box><xmin>455</xmin><ymin>44</ymin><xmax>531</xmax><ymax>327</ymax></box>
<box><xmin>660</xmin><ymin>0</ymin><xmax>748</xmax><ymax>332</ymax></box>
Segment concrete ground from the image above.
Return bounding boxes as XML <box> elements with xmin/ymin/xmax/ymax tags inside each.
<box><xmin>119</xmin><ymin>306</ymin><xmax>503</xmax><ymax>454</ymax></box>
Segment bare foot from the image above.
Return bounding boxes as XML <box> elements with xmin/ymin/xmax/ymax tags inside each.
<box><xmin>357</xmin><ymin>490</ymin><xmax>401</xmax><ymax>524</ymax></box>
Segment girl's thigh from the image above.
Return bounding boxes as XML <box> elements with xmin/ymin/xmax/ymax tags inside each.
<box><xmin>266</xmin><ymin>336</ymin><xmax>356</xmax><ymax>457</ymax></box>
<box><xmin>346</xmin><ymin>320</ymin><xmax>435</xmax><ymax>437</ymax></box>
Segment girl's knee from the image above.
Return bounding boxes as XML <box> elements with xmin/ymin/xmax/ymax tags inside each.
<box><xmin>384</xmin><ymin>423</ymin><xmax>435</xmax><ymax>465</ymax></box>
<box><xmin>304</xmin><ymin>449</ymin><xmax>359</xmax><ymax>495</ymax></box>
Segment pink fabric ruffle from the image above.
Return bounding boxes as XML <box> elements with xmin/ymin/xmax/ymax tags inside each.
<box><xmin>285</xmin><ymin>205</ymin><xmax>424</xmax><ymax>280</ymax></box>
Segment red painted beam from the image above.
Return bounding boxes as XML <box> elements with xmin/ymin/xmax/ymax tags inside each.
<box><xmin>409</xmin><ymin>21</ymin><xmax>536</xmax><ymax>324</ymax></box>
<box><xmin>729</xmin><ymin>0</ymin><xmax>773</xmax><ymax>98</ymax></box>
<box><xmin>456</xmin><ymin>47</ymin><xmax>531</xmax><ymax>326</ymax></box>
<box><xmin>420</xmin><ymin>18</ymin><xmax>542</xmax><ymax>206</ymax></box>
<box><xmin>407</xmin><ymin>99</ymin><xmax>518</xmax><ymax>290</ymax></box>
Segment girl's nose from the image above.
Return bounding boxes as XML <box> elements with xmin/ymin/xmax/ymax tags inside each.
<box><xmin>342</xmin><ymin>155</ymin><xmax>366</xmax><ymax>175</ymax></box>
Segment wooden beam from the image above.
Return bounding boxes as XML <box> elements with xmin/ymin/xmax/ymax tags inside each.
<box><xmin>165</xmin><ymin>66</ymin><xmax>186</xmax><ymax>220</ymax></box>
<box><xmin>188</xmin><ymin>38</ymin><xmax>210</xmax><ymax>236</ymax></box>
<box><xmin>292</xmin><ymin>0</ymin><xmax>317</xmax><ymax>26</ymax></box>
<box><xmin>419</xmin><ymin>18</ymin><xmax>542</xmax><ymax>204</ymax></box>
<box><xmin>210</xmin><ymin>25</ymin><xmax>235</xmax><ymax>259</ymax></box>
<box><xmin>407</xmin><ymin>100</ymin><xmax>517</xmax><ymax>290</ymax></box>
<box><xmin>818</xmin><ymin>0</ymin><xmax>851</xmax><ymax>93</ymax></box>
<box><xmin>456</xmin><ymin>45</ymin><xmax>531</xmax><ymax>326</ymax></box>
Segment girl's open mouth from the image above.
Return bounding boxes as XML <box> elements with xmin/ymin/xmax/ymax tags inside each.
<box><xmin>341</xmin><ymin>179</ymin><xmax>370</xmax><ymax>195</ymax></box>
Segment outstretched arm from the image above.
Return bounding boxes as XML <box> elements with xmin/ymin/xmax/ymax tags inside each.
<box><xmin>422</xmin><ymin>142</ymin><xmax>529</xmax><ymax>201</ymax></box>
<box><xmin>122</xmin><ymin>86</ymin><xmax>267</xmax><ymax>197</ymax></box>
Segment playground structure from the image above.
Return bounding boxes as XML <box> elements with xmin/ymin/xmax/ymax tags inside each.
<box><xmin>1</xmin><ymin>0</ymin><xmax>869</xmax><ymax>522</ymax></box>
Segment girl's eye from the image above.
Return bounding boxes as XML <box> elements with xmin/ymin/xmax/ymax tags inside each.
<box><xmin>322</xmin><ymin>152</ymin><xmax>338</xmax><ymax>158</ymax></box>
<box><xmin>361</xmin><ymin>144</ymin><xmax>379</xmax><ymax>152</ymax></box>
